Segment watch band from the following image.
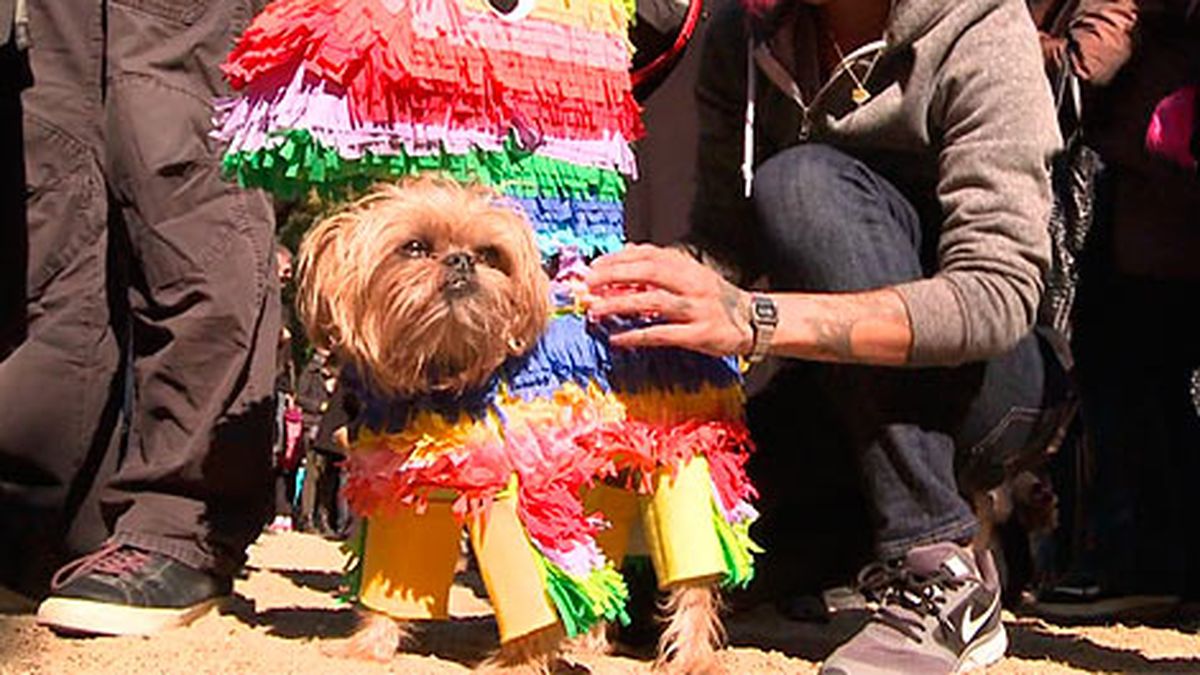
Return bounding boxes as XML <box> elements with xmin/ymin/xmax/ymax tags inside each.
<box><xmin>747</xmin><ymin>294</ymin><xmax>778</xmax><ymax>364</ymax></box>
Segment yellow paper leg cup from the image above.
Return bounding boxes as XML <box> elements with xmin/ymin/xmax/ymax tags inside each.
<box><xmin>359</xmin><ymin>502</ymin><xmax>461</xmax><ymax>621</ymax></box>
<box><xmin>583</xmin><ymin>483</ymin><xmax>640</xmax><ymax>567</ymax></box>
<box><xmin>641</xmin><ymin>455</ymin><xmax>726</xmax><ymax>589</ymax></box>
<box><xmin>469</xmin><ymin>494</ymin><xmax>560</xmax><ymax>643</ymax></box>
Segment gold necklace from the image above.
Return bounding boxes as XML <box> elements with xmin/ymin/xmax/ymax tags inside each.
<box><xmin>827</xmin><ymin>32</ymin><xmax>886</xmax><ymax>106</ymax></box>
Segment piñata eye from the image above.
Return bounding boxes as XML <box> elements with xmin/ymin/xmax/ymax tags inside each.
<box><xmin>486</xmin><ymin>0</ymin><xmax>536</xmax><ymax>20</ymax></box>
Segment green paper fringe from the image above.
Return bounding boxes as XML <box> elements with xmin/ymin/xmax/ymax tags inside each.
<box><xmin>712</xmin><ymin>499</ymin><xmax>763</xmax><ymax>590</ymax></box>
<box><xmin>223</xmin><ymin>129</ymin><xmax>628</xmax><ymax>203</ymax></box>
<box><xmin>534</xmin><ymin>553</ymin><xmax>630</xmax><ymax>638</ymax></box>
<box><xmin>338</xmin><ymin>519</ymin><xmax>368</xmax><ymax>604</ymax></box>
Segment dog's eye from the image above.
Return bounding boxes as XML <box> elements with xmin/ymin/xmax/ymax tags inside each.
<box><xmin>475</xmin><ymin>246</ymin><xmax>501</xmax><ymax>269</ymax></box>
<box><xmin>399</xmin><ymin>240</ymin><xmax>430</xmax><ymax>258</ymax></box>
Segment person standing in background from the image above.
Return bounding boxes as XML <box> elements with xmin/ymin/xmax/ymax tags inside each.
<box><xmin>1</xmin><ymin>0</ymin><xmax>29</xmax><ymax>360</ymax></box>
<box><xmin>1052</xmin><ymin>0</ymin><xmax>1200</xmax><ymax>616</ymax></box>
<box><xmin>0</xmin><ymin>0</ymin><xmax>278</xmax><ymax>636</ymax></box>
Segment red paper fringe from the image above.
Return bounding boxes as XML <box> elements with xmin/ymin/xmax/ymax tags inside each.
<box><xmin>223</xmin><ymin>0</ymin><xmax>643</xmax><ymax>140</ymax></box>
<box><xmin>576</xmin><ymin>419</ymin><xmax>757</xmax><ymax>512</ymax></box>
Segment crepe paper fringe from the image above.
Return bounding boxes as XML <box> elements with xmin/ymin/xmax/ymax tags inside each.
<box><xmin>534</xmin><ymin>549</ymin><xmax>630</xmax><ymax>638</ymax></box>
<box><xmin>500</xmin><ymin>314</ymin><xmax>613</xmax><ymax>400</ymax></box>
<box><xmin>575</xmin><ymin>418</ymin><xmax>756</xmax><ymax>501</ymax></box>
<box><xmin>343</xmin><ymin>381</ymin><xmax>625</xmax><ymax>517</ymax></box>
<box><xmin>214</xmin><ymin>68</ymin><xmax>639</xmax><ymax>175</ymax></box>
<box><xmin>617</xmin><ymin>383</ymin><xmax>745</xmax><ymax>426</ymax></box>
<box><xmin>711</xmin><ymin>495</ymin><xmax>762</xmax><ymax>589</ymax></box>
<box><xmin>221</xmin><ymin>0</ymin><xmax>642</xmax><ymax>140</ymax></box>
<box><xmin>340</xmin><ymin>521</ymin><xmax>368</xmax><ymax>602</ymax></box>
<box><xmin>606</xmin><ymin>344</ymin><xmax>743</xmax><ymax>395</ymax></box>
<box><xmin>222</xmin><ymin>128</ymin><xmax>627</xmax><ymax>203</ymax></box>
<box><xmin>515</xmin><ymin>198</ymin><xmax>626</xmax><ymax>259</ymax></box>
<box><xmin>456</xmin><ymin>0</ymin><xmax>635</xmax><ymax>29</ymax></box>
<box><xmin>226</xmin><ymin>0</ymin><xmax>633</xmax><ymax>92</ymax></box>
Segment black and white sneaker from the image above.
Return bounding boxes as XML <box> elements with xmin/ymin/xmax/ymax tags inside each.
<box><xmin>37</xmin><ymin>542</ymin><xmax>230</xmax><ymax>636</ymax></box>
<box><xmin>820</xmin><ymin>542</ymin><xmax>1006</xmax><ymax>674</ymax></box>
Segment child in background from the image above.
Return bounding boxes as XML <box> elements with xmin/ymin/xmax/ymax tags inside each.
<box><xmin>269</xmin><ymin>245</ymin><xmax>303</xmax><ymax>533</ymax></box>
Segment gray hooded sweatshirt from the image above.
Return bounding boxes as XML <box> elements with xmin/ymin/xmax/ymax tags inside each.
<box><xmin>687</xmin><ymin>0</ymin><xmax>1061</xmax><ymax>365</ymax></box>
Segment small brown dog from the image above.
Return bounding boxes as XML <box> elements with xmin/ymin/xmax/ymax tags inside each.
<box><xmin>298</xmin><ymin>177</ymin><xmax>559</xmax><ymax>672</ymax></box>
<box><xmin>298</xmin><ymin>178</ymin><xmax>549</xmax><ymax>399</ymax></box>
<box><xmin>298</xmin><ymin>177</ymin><xmax>733</xmax><ymax>674</ymax></box>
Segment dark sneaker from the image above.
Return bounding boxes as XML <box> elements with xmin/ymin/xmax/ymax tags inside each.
<box><xmin>36</xmin><ymin>542</ymin><xmax>230</xmax><ymax>636</ymax></box>
<box><xmin>820</xmin><ymin>542</ymin><xmax>1006</xmax><ymax>674</ymax></box>
<box><xmin>1034</xmin><ymin>577</ymin><xmax>1179</xmax><ymax>621</ymax></box>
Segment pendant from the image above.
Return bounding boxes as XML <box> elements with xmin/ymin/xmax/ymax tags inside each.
<box><xmin>851</xmin><ymin>87</ymin><xmax>871</xmax><ymax>105</ymax></box>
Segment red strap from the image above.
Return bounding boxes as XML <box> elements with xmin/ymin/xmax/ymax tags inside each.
<box><xmin>630</xmin><ymin>0</ymin><xmax>705</xmax><ymax>88</ymax></box>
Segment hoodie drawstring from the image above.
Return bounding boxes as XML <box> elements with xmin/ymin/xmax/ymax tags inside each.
<box><xmin>742</xmin><ymin>36</ymin><xmax>758</xmax><ymax>199</ymax></box>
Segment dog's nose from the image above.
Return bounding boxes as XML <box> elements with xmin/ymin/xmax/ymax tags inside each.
<box><xmin>442</xmin><ymin>252</ymin><xmax>474</xmax><ymax>275</ymax></box>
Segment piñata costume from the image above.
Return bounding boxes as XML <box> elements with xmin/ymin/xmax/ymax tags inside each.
<box><xmin>217</xmin><ymin>0</ymin><xmax>759</xmax><ymax>644</ymax></box>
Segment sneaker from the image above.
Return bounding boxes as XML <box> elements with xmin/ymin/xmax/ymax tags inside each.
<box><xmin>267</xmin><ymin>515</ymin><xmax>294</xmax><ymax>534</ymax></box>
<box><xmin>1034</xmin><ymin>578</ymin><xmax>1179</xmax><ymax>621</ymax></box>
<box><xmin>819</xmin><ymin>542</ymin><xmax>1006</xmax><ymax>674</ymax></box>
<box><xmin>36</xmin><ymin>542</ymin><xmax>230</xmax><ymax>636</ymax></box>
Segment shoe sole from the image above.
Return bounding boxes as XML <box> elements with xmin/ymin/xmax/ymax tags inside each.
<box><xmin>956</xmin><ymin>623</ymin><xmax>1008</xmax><ymax>673</ymax></box>
<box><xmin>1034</xmin><ymin>595</ymin><xmax>1180</xmax><ymax>620</ymax></box>
<box><xmin>36</xmin><ymin>596</ymin><xmax>224</xmax><ymax>636</ymax></box>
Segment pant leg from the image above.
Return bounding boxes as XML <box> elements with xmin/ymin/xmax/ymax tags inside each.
<box><xmin>750</xmin><ymin>144</ymin><xmax>1048</xmax><ymax>560</ymax></box>
<box><xmin>0</xmin><ymin>0</ymin><xmax>121</xmax><ymax>595</ymax></box>
<box><xmin>1073</xmin><ymin>268</ymin><xmax>1200</xmax><ymax>596</ymax></box>
<box><xmin>101</xmin><ymin>0</ymin><xmax>278</xmax><ymax>576</ymax></box>
<box><xmin>1</xmin><ymin>38</ymin><xmax>30</xmax><ymax>356</ymax></box>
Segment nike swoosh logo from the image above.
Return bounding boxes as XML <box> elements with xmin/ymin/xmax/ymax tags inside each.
<box><xmin>960</xmin><ymin>591</ymin><xmax>1000</xmax><ymax>646</ymax></box>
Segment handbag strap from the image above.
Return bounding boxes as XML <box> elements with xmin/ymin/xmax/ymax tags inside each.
<box><xmin>1054</xmin><ymin>60</ymin><xmax>1084</xmax><ymax>123</ymax></box>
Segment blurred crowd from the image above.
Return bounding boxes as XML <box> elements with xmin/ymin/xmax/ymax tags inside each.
<box><xmin>1</xmin><ymin>0</ymin><xmax>1198</xmax><ymax>666</ymax></box>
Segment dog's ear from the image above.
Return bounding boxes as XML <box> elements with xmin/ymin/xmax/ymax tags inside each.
<box><xmin>500</xmin><ymin>205</ymin><xmax>551</xmax><ymax>354</ymax></box>
<box><xmin>297</xmin><ymin>208</ymin><xmax>361</xmax><ymax>356</ymax></box>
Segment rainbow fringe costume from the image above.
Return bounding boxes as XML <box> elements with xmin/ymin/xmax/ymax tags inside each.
<box><xmin>218</xmin><ymin>0</ymin><xmax>760</xmax><ymax>644</ymax></box>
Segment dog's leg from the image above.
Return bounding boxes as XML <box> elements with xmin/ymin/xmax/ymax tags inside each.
<box><xmin>563</xmin><ymin>621</ymin><xmax>612</xmax><ymax>656</ymax></box>
<box><xmin>655</xmin><ymin>580</ymin><xmax>725</xmax><ymax>674</ymax></box>
<box><xmin>475</xmin><ymin>623</ymin><xmax>566</xmax><ymax>674</ymax></box>
<box><xmin>322</xmin><ymin>610</ymin><xmax>412</xmax><ymax>662</ymax></box>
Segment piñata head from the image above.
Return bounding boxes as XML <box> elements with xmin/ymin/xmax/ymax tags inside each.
<box><xmin>217</xmin><ymin>0</ymin><xmax>644</xmax><ymax>267</ymax></box>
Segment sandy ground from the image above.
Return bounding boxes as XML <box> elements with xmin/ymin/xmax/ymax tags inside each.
<box><xmin>2</xmin><ymin>531</ymin><xmax>1200</xmax><ymax>674</ymax></box>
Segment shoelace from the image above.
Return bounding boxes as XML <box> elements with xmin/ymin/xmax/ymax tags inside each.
<box><xmin>49</xmin><ymin>542</ymin><xmax>153</xmax><ymax>591</ymax></box>
<box><xmin>857</xmin><ymin>561</ymin><xmax>965</xmax><ymax>643</ymax></box>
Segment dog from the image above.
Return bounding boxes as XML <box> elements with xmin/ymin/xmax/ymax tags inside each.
<box><xmin>296</xmin><ymin>177</ymin><xmax>751</xmax><ymax>673</ymax></box>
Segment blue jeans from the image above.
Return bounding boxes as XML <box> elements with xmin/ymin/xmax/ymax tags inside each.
<box><xmin>750</xmin><ymin>144</ymin><xmax>1062</xmax><ymax>560</ymax></box>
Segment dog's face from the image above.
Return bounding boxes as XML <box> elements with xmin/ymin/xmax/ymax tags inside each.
<box><xmin>297</xmin><ymin>178</ymin><xmax>550</xmax><ymax>396</ymax></box>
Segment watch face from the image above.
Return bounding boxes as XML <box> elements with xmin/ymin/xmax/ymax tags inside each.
<box><xmin>753</xmin><ymin>297</ymin><xmax>778</xmax><ymax>323</ymax></box>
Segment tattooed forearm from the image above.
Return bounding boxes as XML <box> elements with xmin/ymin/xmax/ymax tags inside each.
<box><xmin>719</xmin><ymin>279</ymin><xmax>753</xmax><ymax>353</ymax></box>
<box><xmin>772</xmin><ymin>289</ymin><xmax>913</xmax><ymax>365</ymax></box>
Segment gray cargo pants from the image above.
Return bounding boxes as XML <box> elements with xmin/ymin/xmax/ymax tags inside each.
<box><xmin>0</xmin><ymin>0</ymin><xmax>277</xmax><ymax>592</ymax></box>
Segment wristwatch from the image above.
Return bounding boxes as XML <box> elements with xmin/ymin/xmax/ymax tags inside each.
<box><xmin>746</xmin><ymin>294</ymin><xmax>778</xmax><ymax>364</ymax></box>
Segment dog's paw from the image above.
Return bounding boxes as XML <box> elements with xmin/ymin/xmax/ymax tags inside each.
<box><xmin>475</xmin><ymin>624</ymin><xmax>566</xmax><ymax>674</ymax></box>
<box><xmin>321</xmin><ymin>612</ymin><xmax>408</xmax><ymax>662</ymax></box>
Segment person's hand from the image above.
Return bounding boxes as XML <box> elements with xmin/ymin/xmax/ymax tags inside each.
<box><xmin>585</xmin><ymin>244</ymin><xmax>753</xmax><ymax>356</ymax></box>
